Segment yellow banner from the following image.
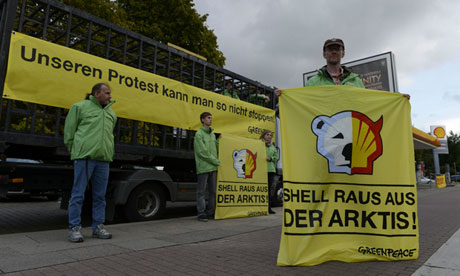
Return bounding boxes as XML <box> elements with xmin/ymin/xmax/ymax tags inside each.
<box><xmin>215</xmin><ymin>134</ymin><xmax>269</xmax><ymax>219</ymax></box>
<box><xmin>277</xmin><ymin>86</ymin><xmax>419</xmax><ymax>266</ymax></box>
<box><xmin>436</xmin><ymin>175</ymin><xmax>446</xmax><ymax>188</ymax></box>
<box><xmin>4</xmin><ymin>32</ymin><xmax>275</xmax><ymax>138</ymax></box>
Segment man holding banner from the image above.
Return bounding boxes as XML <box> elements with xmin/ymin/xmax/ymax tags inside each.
<box><xmin>305</xmin><ymin>38</ymin><xmax>364</xmax><ymax>87</ymax></box>
<box><xmin>194</xmin><ymin>112</ymin><xmax>220</xmax><ymax>222</ymax></box>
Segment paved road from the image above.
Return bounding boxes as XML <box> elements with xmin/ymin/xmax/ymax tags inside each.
<box><xmin>0</xmin><ymin>197</ymin><xmax>196</xmax><ymax>235</ymax></box>
<box><xmin>0</xmin><ymin>186</ymin><xmax>459</xmax><ymax>275</ymax></box>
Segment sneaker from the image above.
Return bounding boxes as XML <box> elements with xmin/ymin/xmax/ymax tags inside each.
<box><xmin>92</xmin><ymin>224</ymin><xmax>112</xmax><ymax>239</ymax></box>
<box><xmin>197</xmin><ymin>215</ymin><xmax>208</xmax><ymax>222</ymax></box>
<box><xmin>68</xmin><ymin>225</ymin><xmax>84</xmax><ymax>242</ymax></box>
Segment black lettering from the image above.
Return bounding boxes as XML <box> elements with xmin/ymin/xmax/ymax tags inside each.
<box><xmin>345</xmin><ymin>210</ymin><xmax>359</xmax><ymax>227</ymax></box>
<box><xmin>108</xmin><ymin>69</ymin><xmax>118</xmax><ymax>82</ymax></box>
<box><xmin>74</xmin><ymin>63</ymin><xmax>82</xmax><ymax>74</ymax></box>
<box><xmin>51</xmin><ymin>56</ymin><xmax>61</xmax><ymax>69</ymax></box>
<box><xmin>284</xmin><ymin>209</ymin><xmax>293</xmax><ymax>227</ymax></box>
<box><xmin>125</xmin><ymin>76</ymin><xmax>134</xmax><ymax>87</ymax></box>
<box><xmin>63</xmin><ymin>60</ymin><xmax>72</xmax><ymax>71</ymax></box>
<box><xmin>397</xmin><ymin>212</ymin><xmax>409</xmax><ymax>229</ymax></box>
<box><xmin>310</xmin><ymin>210</ymin><xmax>322</xmax><ymax>227</ymax></box>
<box><xmin>335</xmin><ymin>189</ymin><xmax>345</xmax><ymax>202</ymax></box>
<box><xmin>328</xmin><ymin>209</ymin><xmax>343</xmax><ymax>227</ymax></box>
<box><xmin>295</xmin><ymin>209</ymin><xmax>308</xmax><ymax>227</ymax></box>
<box><xmin>139</xmin><ymin>81</ymin><xmax>146</xmax><ymax>91</ymax></box>
<box><xmin>406</xmin><ymin>192</ymin><xmax>415</xmax><ymax>205</ymax></box>
<box><xmin>361</xmin><ymin>211</ymin><xmax>377</xmax><ymax>228</ymax></box>
<box><xmin>81</xmin><ymin>65</ymin><xmax>91</xmax><ymax>76</ymax></box>
<box><xmin>21</xmin><ymin>45</ymin><xmax>35</xmax><ymax>62</ymax></box>
<box><xmin>147</xmin><ymin>83</ymin><xmax>154</xmax><ymax>92</ymax></box>
<box><xmin>37</xmin><ymin>53</ymin><xmax>50</xmax><ymax>65</ymax></box>
<box><xmin>93</xmin><ymin>68</ymin><xmax>102</xmax><ymax>79</ymax></box>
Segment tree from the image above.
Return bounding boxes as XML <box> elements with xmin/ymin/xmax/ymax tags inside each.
<box><xmin>60</xmin><ymin>0</ymin><xmax>226</xmax><ymax>67</ymax></box>
<box><xmin>59</xmin><ymin>0</ymin><xmax>133</xmax><ymax>30</ymax></box>
<box><xmin>117</xmin><ymin>0</ymin><xmax>225</xmax><ymax>67</ymax></box>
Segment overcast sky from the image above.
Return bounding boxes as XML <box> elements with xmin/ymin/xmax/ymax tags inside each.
<box><xmin>194</xmin><ymin>0</ymin><xmax>460</xmax><ymax>135</ymax></box>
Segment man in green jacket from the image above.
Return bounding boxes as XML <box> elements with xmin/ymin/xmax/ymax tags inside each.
<box><xmin>64</xmin><ymin>83</ymin><xmax>117</xmax><ymax>242</ymax></box>
<box><xmin>275</xmin><ymin>38</ymin><xmax>410</xmax><ymax>99</ymax></box>
<box><xmin>194</xmin><ymin>112</ymin><xmax>220</xmax><ymax>221</ymax></box>
<box><xmin>222</xmin><ymin>81</ymin><xmax>240</xmax><ymax>100</ymax></box>
<box><xmin>305</xmin><ymin>38</ymin><xmax>364</xmax><ymax>87</ymax></box>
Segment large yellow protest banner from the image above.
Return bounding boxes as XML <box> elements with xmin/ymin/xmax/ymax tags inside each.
<box><xmin>4</xmin><ymin>32</ymin><xmax>275</xmax><ymax>138</ymax></box>
<box><xmin>215</xmin><ymin>134</ymin><xmax>268</xmax><ymax>219</ymax></box>
<box><xmin>277</xmin><ymin>86</ymin><xmax>418</xmax><ymax>266</ymax></box>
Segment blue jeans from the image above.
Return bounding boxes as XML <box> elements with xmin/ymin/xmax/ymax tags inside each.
<box><xmin>196</xmin><ymin>171</ymin><xmax>216</xmax><ymax>217</ymax></box>
<box><xmin>68</xmin><ymin>159</ymin><xmax>110</xmax><ymax>229</ymax></box>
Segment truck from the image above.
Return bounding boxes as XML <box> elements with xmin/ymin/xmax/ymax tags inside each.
<box><xmin>0</xmin><ymin>0</ymin><xmax>277</xmax><ymax>221</ymax></box>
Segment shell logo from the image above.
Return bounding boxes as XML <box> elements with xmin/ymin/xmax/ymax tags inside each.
<box><xmin>311</xmin><ymin>111</ymin><xmax>383</xmax><ymax>175</ymax></box>
<box><xmin>232</xmin><ymin>149</ymin><xmax>257</xmax><ymax>178</ymax></box>
<box><xmin>433</xmin><ymin>127</ymin><xmax>446</xmax><ymax>139</ymax></box>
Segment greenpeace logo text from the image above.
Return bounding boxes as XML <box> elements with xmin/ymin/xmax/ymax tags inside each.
<box><xmin>358</xmin><ymin>246</ymin><xmax>416</xmax><ymax>258</ymax></box>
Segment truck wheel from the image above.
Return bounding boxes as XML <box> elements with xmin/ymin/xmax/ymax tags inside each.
<box><xmin>271</xmin><ymin>180</ymin><xmax>283</xmax><ymax>207</ymax></box>
<box><xmin>123</xmin><ymin>184</ymin><xmax>166</xmax><ymax>222</ymax></box>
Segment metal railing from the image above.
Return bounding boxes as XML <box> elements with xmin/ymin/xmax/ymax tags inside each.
<box><xmin>0</xmin><ymin>0</ymin><xmax>274</xmax><ymax>162</ymax></box>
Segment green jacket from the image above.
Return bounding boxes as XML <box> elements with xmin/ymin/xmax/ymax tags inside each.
<box><xmin>194</xmin><ymin>126</ymin><xmax>220</xmax><ymax>174</ymax></box>
<box><xmin>222</xmin><ymin>89</ymin><xmax>240</xmax><ymax>100</ymax></box>
<box><xmin>64</xmin><ymin>95</ymin><xmax>117</xmax><ymax>161</ymax></box>
<box><xmin>305</xmin><ymin>66</ymin><xmax>364</xmax><ymax>88</ymax></box>
<box><xmin>249</xmin><ymin>93</ymin><xmax>267</xmax><ymax>106</ymax></box>
<box><xmin>265</xmin><ymin>143</ymin><xmax>279</xmax><ymax>173</ymax></box>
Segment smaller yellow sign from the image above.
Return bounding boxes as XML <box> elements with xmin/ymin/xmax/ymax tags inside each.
<box><xmin>436</xmin><ymin>175</ymin><xmax>446</xmax><ymax>188</ymax></box>
<box><xmin>215</xmin><ymin>134</ymin><xmax>268</xmax><ymax>219</ymax></box>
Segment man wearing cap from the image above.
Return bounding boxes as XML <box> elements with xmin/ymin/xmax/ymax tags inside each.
<box><xmin>305</xmin><ymin>38</ymin><xmax>364</xmax><ymax>87</ymax></box>
<box><xmin>275</xmin><ymin>38</ymin><xmax>410</xmax><ymax>99</ymax></box>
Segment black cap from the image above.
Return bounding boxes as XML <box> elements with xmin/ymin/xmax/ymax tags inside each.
<box><xmin>323</xmin><ymin>38</ymin><xmax>344</xmax><ymax>51</ymax></box>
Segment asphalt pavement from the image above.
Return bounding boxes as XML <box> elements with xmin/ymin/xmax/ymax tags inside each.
<box><xmin>0</xmin><ymin>185</ymin><xmax>459</xmax><ymax>276</ymax></box>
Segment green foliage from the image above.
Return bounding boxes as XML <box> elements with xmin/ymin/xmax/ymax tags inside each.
<box><xmin>59</xmin><ymin>0</ymin><xmax>225</xmax><ymax>67</ymax></box>
<box><xmin>417</xmin><ymin>131</ymin><xmax>460</xmax><ymax>175</ymax></box>
<box><xmin>440</xmin><ymin>131</ymin><xmax>460</xmax><ymax>174</ymax></box>
<box><xmin>59</xmin><ymin>0</ymin><xmax>133</xmax><ymax>30</ymax></box>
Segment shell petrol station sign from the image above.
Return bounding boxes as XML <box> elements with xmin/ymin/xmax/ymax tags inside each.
<box><xmin>430</xmin><ymin>125</ymin><xmax>448</xmax><ymax>154</ymax></box>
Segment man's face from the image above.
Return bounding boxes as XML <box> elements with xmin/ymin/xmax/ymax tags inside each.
<box><xmin>323</xmin><ymin>45</ymin><xmax>344</xmax><ymax>66</ymax></box>
<box><xmin>202</xmin><ymin>115</ymin><xmax>212</xmax><ymax>127</ymax></box>
<box><xmin>95</xmin><ymin>85</ymin><xmax>112</xmax><ymax>105</ymax></box>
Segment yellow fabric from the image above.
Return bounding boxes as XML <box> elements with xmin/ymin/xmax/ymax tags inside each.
<box><xmin>277</xmin><ymin>86</ymin><xmax>419</xmax><ymax>266</ymax></box>
<box><xmin>4</xmin><ymin>32</ymin><xmax>275</xmax><ymax>139</ymax></box>
<box><xmin>436</xmin><ymin>175</ymin><xmax>446</xmax><ymax>188</ymax></box>
<box><xmin>215</xmin><ymin>134</ymin><xmax>268</xmax><ymax>219</ymax></box>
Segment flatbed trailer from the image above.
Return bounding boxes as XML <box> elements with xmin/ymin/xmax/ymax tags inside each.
<box><xmin>0</xmin><ymin>0</ymin><xmax>277</xmax><ymax>221</ymax></box>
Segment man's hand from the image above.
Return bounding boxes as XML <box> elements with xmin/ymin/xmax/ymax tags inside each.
<box><xmin>274</xmin><ymin>86</ymin><xmax>282</xmax><ymax>97</ymax></box>
<box><xmin>402</xmin><ymin>93</ymin><xmax>410</xmax><ymax>100</ymax></box>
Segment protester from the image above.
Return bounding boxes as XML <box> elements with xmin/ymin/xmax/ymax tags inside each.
<box><xmin>194</xmin><ymin>112</ymin><xmax>220</xmax><ymax>222</ymax></box>
<box><xmin>275</xmin><ymin>38</ymin><xmax>410</xmax><ymax>99</ymax></box>
<box><xmin>222</xmin><ymin>81</ymin><xmax>240</xmax><ymax>100</ymax></box>
<box><xmin>249</xmin><ymin>88</ymin><xmax>270</xmax><ymax>106</ymax></box>
<box><xmin>64</xmin><ymin>83</ymin><xmax>116</xmax><ymax>242</ymax></box>
<box><xmin>305</xmin><ymin>38</ymin><xmax>364</xmax><ymax>87</ymax></box>
<box><xmin>260</xmin><ymin>129</ymin><xmax>278</xmax><ymax>214</ymax></box>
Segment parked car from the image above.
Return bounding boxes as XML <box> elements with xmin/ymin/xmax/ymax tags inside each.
<box><xmin>450</xmin><ymin>175</ymin><xmax>460</xmax><ymax>182</ymax></box>
<box><xmin>420</xmin><ymin>176</ymin><xmax>435</xmax><ymax>185</ymax></box>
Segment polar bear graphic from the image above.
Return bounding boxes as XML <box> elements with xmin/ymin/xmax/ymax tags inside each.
<box><xmin>233</xmin><ymin>149</ymin><xmax>257</xmax><ymax>178</ymax></box>
<box><xmin>311</xmin><ymin>111</ymin><xmax>383</xmax><ymax>175</ymax></box>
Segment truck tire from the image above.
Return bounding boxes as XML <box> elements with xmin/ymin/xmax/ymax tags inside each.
<box><xmin>123</xmin><ymin>183</ymin><xmax>166</xmax><ymax>222</ymax></box>
<box><xmin>271</xmin><ymin>180</ymin><xmax>283</xmax><ymax>207</ymax></box>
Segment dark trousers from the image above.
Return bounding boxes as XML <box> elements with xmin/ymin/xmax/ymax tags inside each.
<box><xmin>268</xmin><ymin>172</ymin><xmax>276</xmax><ymax>209</ymax></box>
